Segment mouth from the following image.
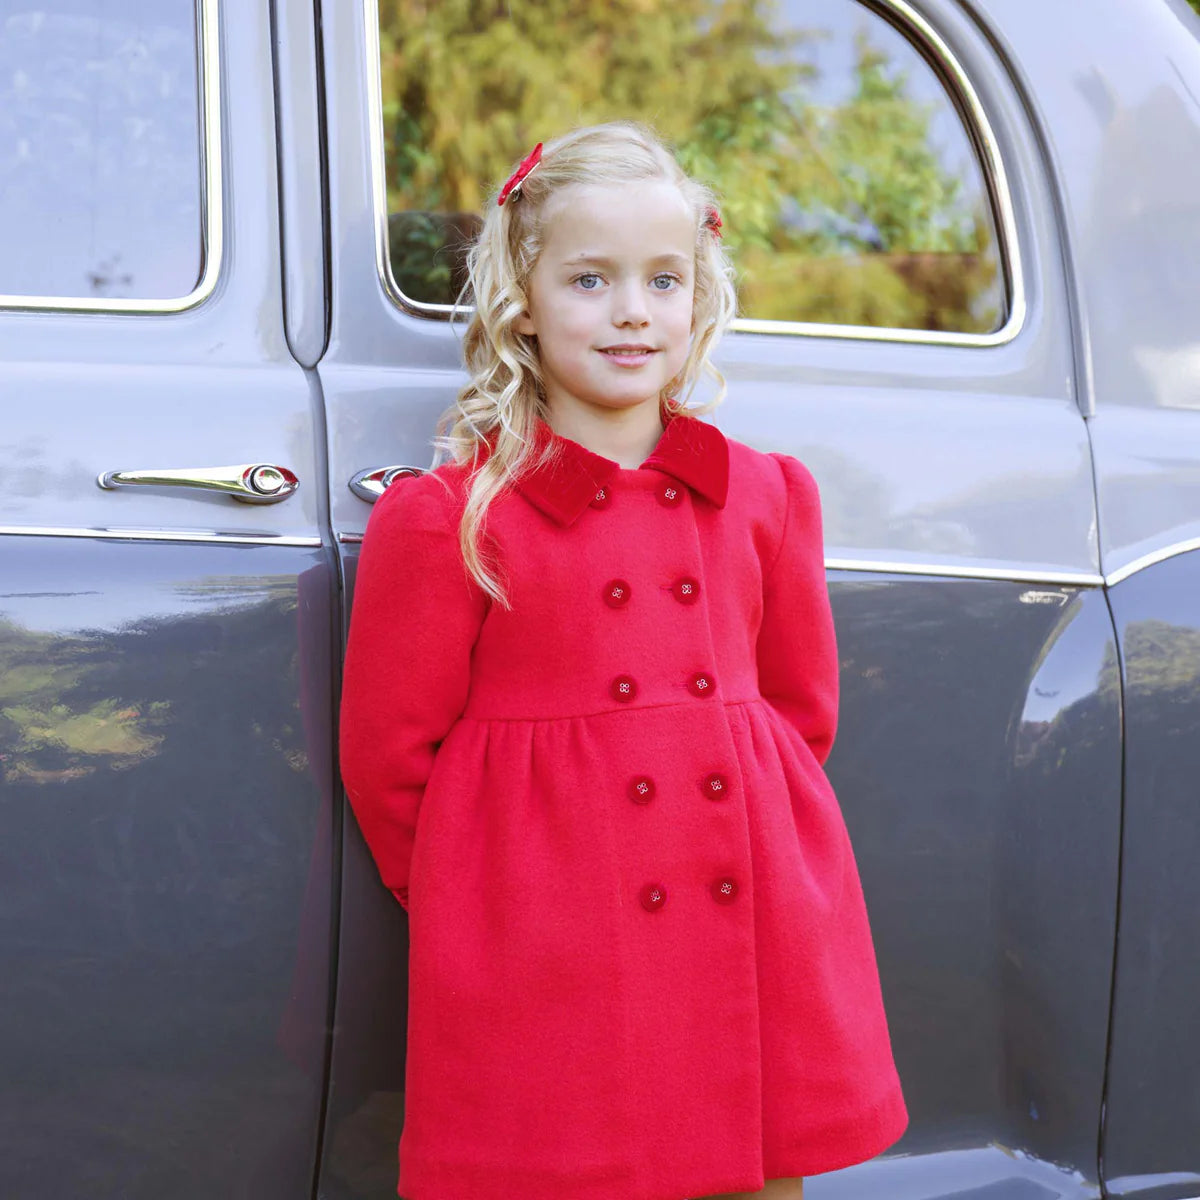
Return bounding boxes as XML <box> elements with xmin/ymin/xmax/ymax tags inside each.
<box><xmin>598</xmin><ymin>345</ymin><xmax>659</xmax><ymax>367</ymax></box>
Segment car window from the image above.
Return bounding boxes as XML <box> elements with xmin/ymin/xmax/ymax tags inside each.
<box><xmin>372</xmin><ymin>0</ymin><xmax>1006</xmax><ymax>336</ymax></box>
<box><xmin>0</xmin><ymin>0</ymin><xmax>204</xmax><ymax>304</ymax></box>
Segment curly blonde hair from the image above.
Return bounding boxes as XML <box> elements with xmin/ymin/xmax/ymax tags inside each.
<box><xmin>431</xmin><ymin>120</ymin><xmax>738</xmax><ymax>608</ymax></box>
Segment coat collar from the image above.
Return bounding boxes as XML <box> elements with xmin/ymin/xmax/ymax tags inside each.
<box><xmin>499</xmin><ymin>401</ymin><xmax>729</xmax><ymax>527</ymax></box>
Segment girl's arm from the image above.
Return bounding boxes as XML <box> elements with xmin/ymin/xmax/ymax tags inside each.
<box><xmin>338</xmin><ymin>473</ymin><xmax>488</xmax><ymax>911</ymax></box>
<box><xmin>756</xmin><ymin>453</ymin><xmax>839</xmax><ymax>766</ymax></box>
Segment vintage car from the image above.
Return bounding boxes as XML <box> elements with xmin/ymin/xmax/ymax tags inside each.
<box><xmin>2</xmin><ymin>0</ymin><xmax>1199</xmax><ymax>1197</ymax></box>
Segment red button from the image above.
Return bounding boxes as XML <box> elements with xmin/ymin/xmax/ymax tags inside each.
<box><xmin>604</xmin><ymin>579</ymin><xmax>631</xmax><ymax>608</ymax></box>
<box><xmin>611</xmin><ymin>674</ymin><xmax>638</xmax><ymax>703</ymax></box>
<box><xmin>640</xmin><ymin>883</ymin><xmax>667</xmax><ymax>911</ymax></box>
<box><xmin>657</xmin><ymin>481</ymin><xmax>684</xmax><ymax>507</ymax></box>
<box><xmin>628</xmin><ymin>776</ymin><xmax>656</xmax><ymax>805</ymax></box>
<box><xmin>687</xmin><ymin>672</ymin><xmax>715</xmax><ymax>697</ymax></box>
<box><xmin>703</xmin><ymin>772</ymin><xmax>728</xmax><ymax>800</ymax></box>
<box><xmin>711</xmin><ymin>877</ymin><xmax>739</xmax><ymax>904</ymax></box>
<box><xmin>590</xmin><ymin>486</ymin><xmax>611</xmax><ymax>509</ymax></box>
<box><xmin>672</xmin><ymin>576</ymin><xmax>700</xmax><ymax>604</ymax></box>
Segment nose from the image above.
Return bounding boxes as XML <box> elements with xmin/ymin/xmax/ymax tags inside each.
<box><xmin>611</xmin><ymin>278</ymin><xmax>649</xmax><ymax>328</ymax></box>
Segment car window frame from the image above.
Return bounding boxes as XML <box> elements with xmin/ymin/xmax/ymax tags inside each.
<box><xmin>0</xmin><ymin>0</ymin><xmax>224</xmax><ymax>316</ymax></box>
<box><xmin>362</xmin><ymin>0</ymin><xmax>1025</xmax><ymax>347</ymax></box>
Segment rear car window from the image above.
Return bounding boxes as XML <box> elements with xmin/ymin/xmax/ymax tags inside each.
<box><xmin>372</xmin><ymin>0</ymin><xmax>1007</xmax><ymax>336</ymax></box>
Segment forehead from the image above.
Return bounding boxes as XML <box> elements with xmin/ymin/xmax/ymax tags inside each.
<box><xmin>539</xmin><ymin>180</ymin><xmax>695</xmax><ymax>261</ymax></box>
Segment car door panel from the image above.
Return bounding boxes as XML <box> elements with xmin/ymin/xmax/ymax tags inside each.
<box><xmin>0</xmin><ymin>2</ymin><xmax>335</xmax><ymax>1195</ymax></box>
<box><xmin>315</xmin><ymin>2</ymin><xmax>1118</xmax><ymax>1198</ymax></box>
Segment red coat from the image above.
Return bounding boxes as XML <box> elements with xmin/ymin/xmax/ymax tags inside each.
<box><xmin>339</xmin><ymin>405</ymin><xmax>908</xmax><ymax>1200</ymax></box>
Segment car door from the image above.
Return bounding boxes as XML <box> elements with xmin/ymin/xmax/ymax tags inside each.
<box><xmin>316</xmin><ymin>1</ymin><xmax>1118</xmax><ymax>1197</ymax></box>
<box><xmin>0</xmin><ymin>2</ymin><xmax>335</xmax><ymax>1196</ymax></box>
<box><xmin>1022</xmin><ymin>2</ymin><xmax>1200</xmax><ymax>1197</ymax></box>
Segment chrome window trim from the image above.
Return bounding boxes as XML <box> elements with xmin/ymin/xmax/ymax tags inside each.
<box><xmin>337</xmin><ymin>528</ymin><xmax>1101</xmax><ymax>584</ymax></box>
<box><xmin>1104</xmin><ymin>535</ymin><xmax>1200</xmax><ymax>587</ymax></box>
<box><xmin>0</xmin><ymin>525</ymin><xmax>320</xmax><ymax>548</ymax></box>
<box><xmin>0</xmin><ymin>0</ymin><xmax>224</xmax><ymax>315</ymax></box>
<box><xmin>364</xmin><ymin>0</ymin><xmax>1024</xmax><ymax>347</ymax></box>
<box><xmin>335</xmin><ymin>529</ymin><xmax>1200</xmax><ymax>586</ymax></box>
<box><xmin>14</xmin><ymin>517</ymin><xmax>1194</xmax><ymax>583</ymax></box>
<box><xmin>18</xmin><ymin>519</ymin><xmax>1197</xmax><ymax>578</ymax></box>
<box><xmin>824</xmin><ymin>559</ymin><xmax>1101</xmax><ymax>586</ymax></box>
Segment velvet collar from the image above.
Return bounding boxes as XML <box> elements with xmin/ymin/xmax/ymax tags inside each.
<box><xmin>494</xmin><ymin>403</ymin><xmax>730</xmax><ymax>527</ymax></box>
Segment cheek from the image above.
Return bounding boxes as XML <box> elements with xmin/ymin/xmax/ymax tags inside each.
<box><xmin>667</xmin><ymin>296</ymin><xmax>697</xmax><ymax>341</ymax></box>
<box><xmin>538</xmin><ymin>302</ymin><xmax>596</xmax><ymax>357</ymax></box>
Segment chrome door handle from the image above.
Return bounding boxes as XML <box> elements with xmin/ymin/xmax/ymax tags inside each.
<box><xmin>97</xmin><ymin>463</ymin><xmax>300</xmax><ymax>505</ymax></box>
<box><xmin>349</xmin><ymin>465</ymin><xmax>426</xmax><ymax>502</ymax></box>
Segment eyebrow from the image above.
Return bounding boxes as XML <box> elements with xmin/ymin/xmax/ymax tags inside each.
<box><xmin>562</xmin><ymin>252</ymin><xmax>691</xmax><ymax>269</ymax></box>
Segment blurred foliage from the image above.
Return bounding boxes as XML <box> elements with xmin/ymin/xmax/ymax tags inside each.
<box><xmin>0</xmin><ymin>577</ymin><xmax>308</xmax><ymax>786</ymax></box>
<box><xmin>1189</xmin><ymin>0</ymin><xmax>1200</xmax><ymax>16</ymax></box>
<box><xmin>0</xmin><ymin>618</ymin><xmax>168</xmax><ymax>782</ymax></box>
<box><xmin>377</xmin><ymin>0</ymin><xmax>1002</xmax><ymax>331</ymax></box>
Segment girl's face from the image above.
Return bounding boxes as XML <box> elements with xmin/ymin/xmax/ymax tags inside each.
<box><xmin>515</xmin><ymin>179</ymin><xmax>697</xmax><ymax>423</ymax></box>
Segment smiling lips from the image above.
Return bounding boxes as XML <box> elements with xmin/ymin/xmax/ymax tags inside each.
<box><xmin>598</xmin><ymin>344</ymin><xmax>658</xmax><ymax>367</ymax></box>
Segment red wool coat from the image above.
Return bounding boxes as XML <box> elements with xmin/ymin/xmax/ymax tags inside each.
<box><xmin>339</xmin><ymin>404</ymin><xmax>908</xmax><ymax>1200</ymax></box>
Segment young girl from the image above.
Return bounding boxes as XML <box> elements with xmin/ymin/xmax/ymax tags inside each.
<box><xmin>339</xmin><ymin>121</ymin><xmax>908</xmax><ymax>1200</ymax></box>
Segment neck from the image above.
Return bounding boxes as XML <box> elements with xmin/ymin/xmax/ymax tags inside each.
<box><xmin>544</xmin><ymin>397</ymin><xmax>671</xmax><ymax>469</ymax></box>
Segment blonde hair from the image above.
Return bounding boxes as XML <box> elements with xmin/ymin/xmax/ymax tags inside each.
<box><xmin>431</xmin><ymin>120</ymin><xmax>738</xmax><ymax>608</ymax></box>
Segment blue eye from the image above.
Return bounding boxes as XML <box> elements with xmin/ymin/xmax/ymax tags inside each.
<box><xmin>576</xmin><ymin>273</ymin><xmax>602</xmax><ymax>290</ymax></box>
<box><xmin>652</xmin><ymin>275</ymin><xmax>679</xmax><ymax>291</ymax></box>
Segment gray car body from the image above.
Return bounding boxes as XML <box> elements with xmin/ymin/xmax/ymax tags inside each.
<box><xmin>1</xmin><ymin>0</ymin><xmax>1198</xmax><ymax>1197</ymax></box>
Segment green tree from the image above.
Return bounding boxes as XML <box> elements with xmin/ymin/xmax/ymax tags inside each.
<box><xmin>734</xmin><ymin>29</ymin><xmax>998</xmax><ymax>327</ymax></box>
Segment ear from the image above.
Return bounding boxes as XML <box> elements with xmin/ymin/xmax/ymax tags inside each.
<box><xmin>514</xmin><ymin>310</ymin><xmax>536</xmax><ymax>336</ymax></box>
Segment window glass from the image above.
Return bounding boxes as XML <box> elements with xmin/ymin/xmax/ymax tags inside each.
<box><xmin>375</xmin><ymin>0</ymin><xmax>1005</xmax><ymax>334</ymax></box>
<box><xmin>0</xmin><ymin>0</ymin><xmax>203</xmax><ymax>302</ymax></box>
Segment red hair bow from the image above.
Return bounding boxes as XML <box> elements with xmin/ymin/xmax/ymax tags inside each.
<box><xmin>704</xmin><ymin>206</ymin><xmax>723</xmax><ymax>238</ymax></box>
<box><xmin>498</xmin><ymin>142</ymin><xmax>544</xmax><ymax>206</ymax></box>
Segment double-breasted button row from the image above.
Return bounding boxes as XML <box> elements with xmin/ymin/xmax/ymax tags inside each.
<box><xmin>600</xmin><ymin>576</ymin><xmax>700</xmax><ymax>607</ymax></box>
<box><xmin>587</xmin><ymin>477</ymin><xmax>736</xmax><ymax>918</ymax></box>
<box><xmin>589</xmin><ymin>479</ymin><xmax>686</xmax><ymax>510</ymax></box>
<box><xmin>609</xmin><ymin>670</ymin><xmax>717</xmax><ymax>703</ymax></box>
<box><xmin>627</xmin><ymin>772</ymin><xmax>729</xmax><ymax>805</ymax></box>
<box><xmin>639</xmin><ymin>878</ymin><xmax>741</xmax><ymax>911</ymax></box>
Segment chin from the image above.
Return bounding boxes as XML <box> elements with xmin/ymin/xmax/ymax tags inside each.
<box><xmin>598</xmin><ymin>390</ymin><xmax>668</xmax><ymax>408</ymax></box>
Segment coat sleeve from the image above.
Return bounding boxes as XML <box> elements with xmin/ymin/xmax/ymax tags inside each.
<box><xmin>338</xmin><ymin>472</ymin><xmax>489</xmax><ymax>911</ymax></box>
<box><xmin>755</xmin><ymin>452</ymin><xmax>839</xmax><ymax>767</ymax></box>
